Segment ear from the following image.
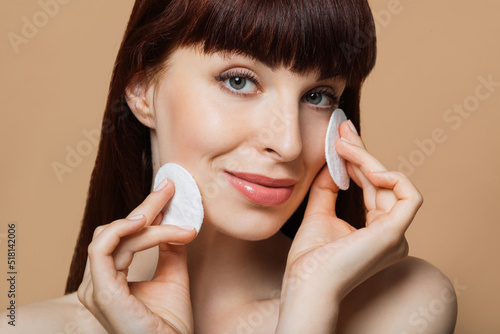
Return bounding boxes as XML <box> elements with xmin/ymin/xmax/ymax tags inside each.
<box><xmin>124</xmin><ymin>72</ymin><xmax>157</xmax><ymax>129</ymax></box>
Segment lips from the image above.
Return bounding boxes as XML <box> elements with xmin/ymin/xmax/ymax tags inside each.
<box><xmin>223</xmin><ymin>170</ymin><xmax>297</xmax><ymax>206</ymax></box>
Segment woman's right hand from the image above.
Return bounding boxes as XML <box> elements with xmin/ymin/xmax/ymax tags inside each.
<box><xmin>77</xmin><ymin>178</ymin><xmax>198</xmax><ymax>334</ymax></box>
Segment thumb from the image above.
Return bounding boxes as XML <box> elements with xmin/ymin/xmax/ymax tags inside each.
<box><xmin>304</xmin><ymin>164</ymin><xmax>340</xmax><ymax>218</ymax></box>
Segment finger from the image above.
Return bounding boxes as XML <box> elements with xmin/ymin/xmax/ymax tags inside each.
<box><xmin>338</xmin><ymin>120</ymin><xmax>362</xmax><ymax>147</ymax></box>
<box><xmin>336</xmin><ymin>121</ymin><xmax>383</xmax><ymax>211</ymax></box>
<box><xmin>338</xmin><ymin>121</ymin><xmax>382</xmax><ymax>187</ymax></box>
<box><xmin>77</xmin><ymin>270</ymin><xmax>92</xmax><ymax>305</ymax></box>
<box><xmin>92</xmin><ymin>224</ymin><xmax>107</xmax><ymax>239</ymax></box>
<box><xmin>367</xmin><ymin>171</ymin><xmax>424</xmax><ymax>232</ymax></box>
<box><xmin>304</xmin><ymin>164</ymin><xmax>340</xmax><ymax>217</ymax></box>
<box><xmin>151</xmin><ymin>211</ymin><xmax>163</xmax><ymax>226</ymax></box>
<box><xmin>126</xmin><ymin>178</ymin><xmax>175</xmax><ymax>226</ymax></box>
<box><xmin>337</xmin><ymin>120</ymin><xmax>389</xmax><ymax>172</ymax></box>
<box><xmin>83</xmin><ymin>256</ymin><xmax>91</xmax><ymax>276</ymax></box>
<box><xmin>83</xmin><ymin>221</ymin><xmax>120</xmax><ymax>277</ymax></box>
<box><xmin>335</xmin><ymin>136</ymin><xmax>388</xmax><ymax>176</ymax></box>
<box><xmin>302</xmin><ymin>165</ymin><xmax>356</xmax><ymax>239</ymax></box>
<box><xmin>80</xmin><ymin>278</ymin><xmax>117</xmax><ymax>330</ymax></box>
<box><xmin>336</xmin><ymin>138</ymin><xmax>398</xmax><ymax>212</ymax></box>
<box><xmin>88</xmin><ymin>216</ymin><xmax>146</xmax><ymax>291</ymax></box>
<box><xmin>345</xmin><ymin>159</ymin><xmax>375</xmax><ymax>195</ymax></box>
<box><xmin>346</xmin><ymin>162</ymin><xmax>376</xmax><ymax>211</ymax></box>
<box><xmin>112</xmin><ymin>225</ymin><xmax>197</xmax><ymax>270</ymax></box>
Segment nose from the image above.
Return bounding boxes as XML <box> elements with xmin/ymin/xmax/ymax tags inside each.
<box><xmin>256</xmin><ymin>101</ymin><xmax>303</xmax><ymax>162</ymax></box>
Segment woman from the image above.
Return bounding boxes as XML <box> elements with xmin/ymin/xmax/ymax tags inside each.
<box><xmin>2</xmin><ymin>0</ymin><xmax>457</xmax><ymax>332</ymax></box>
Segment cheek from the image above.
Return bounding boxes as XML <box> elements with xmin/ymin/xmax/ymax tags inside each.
<box><xmin>301</xmin><ymin>113</ymin><xmax>329</xmax><ymax>174</ymax></box>
<box><xmin>155</xmin><ymin>82</ymin><xmax>246</xmax><ymax>165</ymax></box>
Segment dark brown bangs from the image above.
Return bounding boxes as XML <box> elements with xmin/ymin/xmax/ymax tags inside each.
<box><xmin>179</xmin><ymin>0</ymin><xmax>377</xmax><ymax>83</ymax></box>
<box><xmin>65</xmin><ymin>0</ymin><xmax>375</xmax><ymax>293</ymax></box>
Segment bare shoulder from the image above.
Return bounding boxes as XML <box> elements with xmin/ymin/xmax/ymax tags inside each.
<box><xmin>0</xmin><ymin>292</ymin><xmax>106</xmax><ymax>334</ymax></box>
<box><xmin>337</xmin><ymin>256</ymin><xmax>458</xmax><ymax>334</ymax></box>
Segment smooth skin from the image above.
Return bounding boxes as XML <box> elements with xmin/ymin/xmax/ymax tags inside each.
<box><xmin>277</xmin><ymin>125</ymin><xmax>421</xmax><ymax>332</ymax></box>
<box><xmin>0</xmin><ymin>47</ymin><xmax>457</xmax><ymax>333</ymax></box>
<box><xmin>77</xmin><ymin>178</ymin><xmax>198</xmax><ymax>334</ymax></box>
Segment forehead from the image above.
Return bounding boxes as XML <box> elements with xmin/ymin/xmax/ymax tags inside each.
<box><xmin>169</xmin><ymin>46</ymin><xmax>347</xmax><ymax>86</ymax></box>
<box><xmin>217</xmin><ymin>49</ymin><xmax>347</xmax><ymax>83</ymax></box>
<box><xmin>173</xmin><ymin>0</ymin><xmax>376</xmax><ymax>86</ymax></box>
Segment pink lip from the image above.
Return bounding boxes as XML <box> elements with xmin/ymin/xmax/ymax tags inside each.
<box><xmin>223</xmin><ymin>170</ymin><xmax>297</xmax><ymax>206</ymax></box>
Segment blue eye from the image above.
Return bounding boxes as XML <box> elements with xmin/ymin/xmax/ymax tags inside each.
<box><xmin>302</xmin><ymin>88</ymin><xmax>340</xmax><ymax>110</ymax></box>
<box><xmin>305</xmin><ymin>93</ymin><xmax>327</xmax><ymax>106</ymax></box>
<box><xmin>215</xmin><ymin>69</ymin><xmax>260</xmax><ymax>95</ymax></box>
<box><xmin>225</xmin><ymin>77</ymin><xmax>256</xmax><ymax>91</ymax></box>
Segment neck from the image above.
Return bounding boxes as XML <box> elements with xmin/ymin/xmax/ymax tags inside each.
<box><xmin>186</xmin><ymin>221</ymin><xmax>292</xmax><ymax>311</ymax></box>
<box><xmin>149</xmin><ymin>133</ymin><xmax>293</xmax><ymax>310</ymax></box>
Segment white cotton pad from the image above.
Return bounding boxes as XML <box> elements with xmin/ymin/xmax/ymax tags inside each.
<box><xmin>325</xmin><ymin>108</ymin><xmax>350</xmax><ymax>190</ymax></box>
<box><xmin>153</xmin><ymin>163</ymin><xmax>204</xmax><ymax>233</ymax></box>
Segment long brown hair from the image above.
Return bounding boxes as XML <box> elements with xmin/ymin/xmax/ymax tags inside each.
<box><xmin>65</xmin><ymin>0</ymin><xmax>377</xmax><ymax>294</ymax></box>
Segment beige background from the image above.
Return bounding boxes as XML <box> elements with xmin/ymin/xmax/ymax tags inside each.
<box><xmin>1</xmin><ymin>0</ymin><xmax>499</xmax><ymax>332</ymax></box>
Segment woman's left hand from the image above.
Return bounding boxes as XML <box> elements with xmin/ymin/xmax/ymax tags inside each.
<box><xmin>276</xmin><ymin>120</ymin><xmax>423</xmax><ymax>332</ymax></box>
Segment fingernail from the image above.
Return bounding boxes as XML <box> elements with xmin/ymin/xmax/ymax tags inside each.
<box><xmin>340</xmin><ymin>137</ymin><xmax>354</xmax><ymax>145</ymax></box>
<box><xmin>347</xmin><ymin>120</ymin><xmax>358</xmax><ymax>135</ymax></box>
<box><xmin>177</xmin><ymin>225</ymin><xmax>196</xmax><ymax>231</ymax></box>
<box><xmin>168</xmin><ymin>242</ymin><xmax>185</xmax><ymax>245</ymax></box>
<box><xmin>154</xmin><ymin>178</ymin><xmax>169</xmax><ymax>192</ymax></box>
<box><xmin>369</xmin><ymin>170</ymin><xmax>386</xmax><ymax>173</ymax></box>
<box><xmin>128</xmin><ymin>214</ymin><xmax>144</xmax><ymax>220</ymax></box>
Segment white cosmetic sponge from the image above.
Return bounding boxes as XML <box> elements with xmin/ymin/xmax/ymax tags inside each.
<box><xmin>325</xmin><ymin>108</ymin><xmax>350</xmax><ymax>190</ymax></box>
<box><xmin>153</xmin><ymin>163</ymin><xmax>204</xmax><ymax>233</ymax></box>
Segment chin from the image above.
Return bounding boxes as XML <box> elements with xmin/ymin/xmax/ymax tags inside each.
<box><xmin>201</xmin><ymin>205</ymin><xmax>288</xmax><ymax>241</ymax></box>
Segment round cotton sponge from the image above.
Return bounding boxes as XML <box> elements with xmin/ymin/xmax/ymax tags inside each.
<box><xmin>153</xmin><ymin>163</ymin><xmax>204</xmax><ymax>233</ymax></box>
<box><xmin>325</xmin><ymin>108</ymin><xmax>350</xmax><ymax>190</ymax></box>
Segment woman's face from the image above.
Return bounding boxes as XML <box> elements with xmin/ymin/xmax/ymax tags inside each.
<box><xmin>149</xmin><ymin>46</ymin><xmax>345</xmax><ymax>240</ymax></box>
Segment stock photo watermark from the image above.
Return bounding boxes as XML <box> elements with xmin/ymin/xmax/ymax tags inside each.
<box><xmin>51</xmin><ymin>98</ymin><xmax>130</xmax><ymax>183</ymax></box>
<box><xmin>51</xmin><ymin>128</ymin><xmax>100</xmax><ymax>183</ymax></box>
<box><xmin>4</xmin><ymin>222</ymin><xmax>18</xmax><ymax>327</ymax></box>
<box><xmin>225</xmin><ymin>297</ymin><xmax>280</xmax><ymax>334</ymax></box>
<box><xmin>341</xmin><ymin>0</ymin><xmax>417</xmax><ymax>62</ymax></box>
<box><xmin>400</xmin><ymin>277</ymin><xmax>466</xmax><ymax>334</ymax></box>
<box><xmin>398</xmin><ymin>74</ymin><xmax>499</xmax><ymax>176</ymax></box>
<box><xmin>7</xmin><ymin>0</ymin><xmax>76</xmax><ymax>54</ymax></box>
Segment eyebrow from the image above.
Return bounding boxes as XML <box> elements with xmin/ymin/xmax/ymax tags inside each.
<box><xmin>216</xmin><ymin>50</ymin><xmax>346</xmax><ymax>84</ymax></box>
